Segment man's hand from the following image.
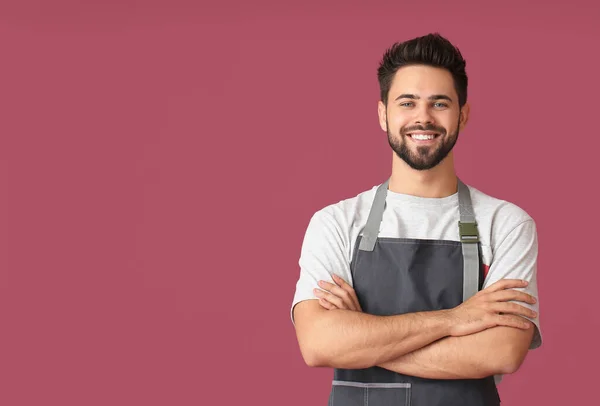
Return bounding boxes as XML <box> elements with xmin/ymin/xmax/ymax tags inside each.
<box><xmin>315</xmin><ymin>276</ymin><xmax>537</xmax><ymax>336</ymax></box>
<box><xmin>446</xmin><ymin>279</ymin><xmax>537</xmax><ymax>336</ymax></box>
<box><xmin>314</xmin><ymin>274</ymin><xmax>362</xmax><ymax>312</ymax></box>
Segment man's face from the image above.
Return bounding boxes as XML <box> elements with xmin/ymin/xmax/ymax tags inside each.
<box><xmin>378</xmin><ymin>65</ymin><xmax>469</xmax><ymax>171</ymax></box>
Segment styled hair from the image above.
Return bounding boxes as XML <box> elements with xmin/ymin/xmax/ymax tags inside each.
<box><xmin>377</xmin><ymin>33</ymin><xmax>468</xmax><ymax>107</ymax></box>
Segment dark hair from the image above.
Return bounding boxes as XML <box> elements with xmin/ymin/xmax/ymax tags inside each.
<box><xmin>377</xmin><ymin>33</ymin><xmax>468</xmax><ymax>107</ymax></box>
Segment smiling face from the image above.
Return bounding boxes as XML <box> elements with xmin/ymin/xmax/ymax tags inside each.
<box><xmin>378</xmin><ymin>64</ymin><xmax>470</xmax><ymax>171</ymax></box>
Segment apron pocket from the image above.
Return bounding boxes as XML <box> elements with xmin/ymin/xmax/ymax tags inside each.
<box><xmin>329</xmin><ymin>381</ymin><xmax>411</xmax><ymax>406</ymax></box>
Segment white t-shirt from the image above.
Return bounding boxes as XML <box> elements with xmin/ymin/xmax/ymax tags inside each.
<box><xmin>290</xmin><ymin>181</ymin><xmax>542</xmax><ymax>352</ymax></box>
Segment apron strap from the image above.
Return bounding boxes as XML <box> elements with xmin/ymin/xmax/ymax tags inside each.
<box><xmin>358</xmin><ymin>177</ymin><xmax>480</xmax><ymax>302</ymax></box>
<box><xmin>458</xmin><ymin>178</ymin><xmax>480</xmax><ymax>302</ymax></box>
<box><xmin>358</xmin><ymin>178</ymin><xmax>389</xmax><ymax>251</ymax></box>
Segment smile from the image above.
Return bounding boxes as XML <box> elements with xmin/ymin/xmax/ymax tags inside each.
<box><xmin>406</xmin><ymin>132</ymin><xmax>441</xmax><ymax>142</ymax></box>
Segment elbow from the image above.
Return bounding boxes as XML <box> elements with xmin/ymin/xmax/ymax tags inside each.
<box><xmin>296</xmin><ymin>325</ymin><xmax>333</xmax><ymax>368</ymax></box>
<box><xmin>295</xmin><ymin>311</ymin><xmax>346</xmax><ymax>368</ymax></box>
<box><xmin>495</xmin><ymin>346</ymin><xmax>528</xmax><ymax>375</ymax></box>
<box><xmin>498</xmin><ymin>356</ymin><xmax>525</xmax><ymax>375</ymax></box>
<box><xmin>293</xmin><ymin>304</ymin><xmax>369</xmax><ymax>369</ymax></box>
<box><xmin>302</xmin><ymin>350</ymin><xmax>329</xmax><ymax>368</ymax></box>
<box><xmin>491</xmin><ymin>323</ymin><xmax>535</xmax><ymax>375</ymax></box>
<box><xmin>298</xmin><ymin>339</ymin><xmax>332</xmax><ymax>368</ymax></box>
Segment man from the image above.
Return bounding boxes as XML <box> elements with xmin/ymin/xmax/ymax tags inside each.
<box><xmin>290</xmin><ymin>33</ymin><xmax>542</xmax><ymax>406</ymax></box>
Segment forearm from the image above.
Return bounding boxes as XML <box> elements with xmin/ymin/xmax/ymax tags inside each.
<box><xmin>379</xmin><ymin>326</ymin><xmax>530</xmax><ymax>379</ymax></box>
<box><xmin>296</xmin><ymin>303</ymin><xmax>452</xmax><ymax>370</ymax></box>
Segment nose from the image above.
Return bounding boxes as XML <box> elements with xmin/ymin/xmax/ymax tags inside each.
<box><xmin>414</xmin><ymin>105</ymin><xmax>435</xmax><ymax>125</ymax></box>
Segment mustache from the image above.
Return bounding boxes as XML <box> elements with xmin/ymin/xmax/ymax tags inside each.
<box><xmin>401</xmin><ymin>124</ymin><xmax>446</xmax><ymax>135</ymax></box>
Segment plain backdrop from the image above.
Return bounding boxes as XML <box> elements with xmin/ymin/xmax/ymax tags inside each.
<box><xmin>1</xmin><ymin>0</ymin><xmax>599</xmax><ymax>405</ymax></box>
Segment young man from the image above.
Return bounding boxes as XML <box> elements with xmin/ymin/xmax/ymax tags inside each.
<box><xmin>290</xmin><ymin>33</ymin><xmax>541</xmax><ymax>406</ymax></box>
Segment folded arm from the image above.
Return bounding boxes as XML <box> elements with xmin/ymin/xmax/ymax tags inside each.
<box><xmin>293</xmin><ymin>299</ymin><xmax>453</xmax><ymax>369</ymax></box>
<box><xmin>379</xmin><ymin>323</ymin><xmax>535</xmax><ymax>379</ymax></box>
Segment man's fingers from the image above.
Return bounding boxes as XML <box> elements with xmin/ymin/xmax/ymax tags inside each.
<box><xmin>491</xmin><ymin>302</ymin><xmax>538</xmax><ymax>319</ymax></box>
<box><xmin>495</xmin><ymin>314</ymin><xmax>533</xmax><ymax>330</ymax></box>
<box><xmin>314</xmin><ymin>288</ymin><xmax>348</xmax><ymax>309</ymax></box>
<box><xmin>488</xmin><ymin>290</ymin><xmax>537</xmax><ymax>305</ymax></box>
<box><xmin>318</xmin><ymin>280</ymin><xmax>351</xmax><ymax>301</ymax></box>
<box><xmin>318</xmin><ymin>297</ymin><xmax>337</xmax><ymax>310</ymax></box>
<box><xmin>331</xmin><ymin>274</ymin><xmax>362</xmax><ymax>311</ymax></box>
<box><xmin>332</xmin><ymin>274</ymin><xmax>352</xmax><ymax>290</ymax></box>
<box><xmin>482</xmin><ymin>279</ymin><xmax>529</xmax><ymax>293</ymax></box>
<box><xmin>318</xmin><ymin>280</ymin><xmax>357</xmax><ymax>310</ymax></box>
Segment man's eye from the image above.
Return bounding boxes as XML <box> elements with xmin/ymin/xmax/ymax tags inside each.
<box><xmin>434</xmin><ymin>102</ymin><xmax>448</xmax><ymax>108</ymax></box>
<box><xmin>400</xmin><ymin>102</ymin><xmax>414</xmax><ymax>107</ymax></box>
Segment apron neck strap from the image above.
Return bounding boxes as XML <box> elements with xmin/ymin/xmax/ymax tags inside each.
<box><xmin>358</xmin><ymin>177</ymin><xmax>481</xmax><ymax>301</ymax></box>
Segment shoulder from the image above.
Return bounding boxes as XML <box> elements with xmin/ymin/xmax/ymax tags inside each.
<box><xmin>296</xmin><ymin>183</ymin><xmax>380</xmax><ymax>283</ymax></box>
<box><xmin>308</xmin><ymin>183</ymin><xmax>379</xmax><ymax>232</ymax></box>
<box><xmin>469</xmin><ymin>185</ymin><xmax>533</xmax><ymax>222</ymax></box>
<box><xmin>467</xmin><ymin>184</ymin><xmax>536</xmax><ymax>248</ymax></box>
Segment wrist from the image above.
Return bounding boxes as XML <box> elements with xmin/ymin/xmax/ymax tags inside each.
<box><xmin>436</xmin><ymin>309</ymin><xmax>456</xmax><ymax>337</ymax></box>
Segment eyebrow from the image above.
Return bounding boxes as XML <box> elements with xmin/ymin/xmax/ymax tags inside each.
<box><xmin>395</xmin><ymin>94</ymin><xmax>453</xmax><ymax>102</ymax></box>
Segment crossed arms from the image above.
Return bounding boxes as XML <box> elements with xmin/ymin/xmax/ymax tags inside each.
<box><xmin>293</xmin><ymin>276</ymin><xmax>537</xmax><ymax>380</ymax></box>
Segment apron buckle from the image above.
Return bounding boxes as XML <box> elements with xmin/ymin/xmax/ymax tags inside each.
<box><xmin>459</xmin><ymin>221</ymin><xmax>480</xmax><ymax>243</ymax></box>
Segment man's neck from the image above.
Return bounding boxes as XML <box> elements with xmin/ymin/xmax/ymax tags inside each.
<box><xmin>388</xmin><ymin>152</ymin><xmax>458</xmax><ymax>198</ymax></box>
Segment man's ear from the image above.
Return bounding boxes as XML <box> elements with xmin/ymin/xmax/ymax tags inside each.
<box><xmin>377</xmin><ymin>100</ymin><xmax>387</xmax><ymax>132</ymax></box>
<box><xmin>459</xmin><ymin>102</ymin><xmax>470</xmax><ymax>131</ymax></box>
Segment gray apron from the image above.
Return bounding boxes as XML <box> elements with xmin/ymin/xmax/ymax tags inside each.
<box><xmin>328</xmin><ymin>178</ymin><xmax>501</xmax><ymax>406</ymax></box>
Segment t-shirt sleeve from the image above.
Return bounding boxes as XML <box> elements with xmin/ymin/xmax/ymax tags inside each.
<box><xmin>290</xmin><ymin>210</ymin><xmax>353</xmax><ymax>325</ymax></box>
<box><xmin>482</xmin><ymin>219</ymin><xmax>542</xmax><ymax>349</ymax></box>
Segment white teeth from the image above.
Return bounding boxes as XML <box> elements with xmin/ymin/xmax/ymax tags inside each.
<box><xmin>410</xmin><ymin>133</ymin><xmax>436</xmax><ymax>140</ymax></box>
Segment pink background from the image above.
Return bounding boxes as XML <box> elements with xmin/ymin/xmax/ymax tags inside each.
<box><xmin>1</xmin><ymin>1</ymin><xmax>598</xmax><ymax>405</ymax></box>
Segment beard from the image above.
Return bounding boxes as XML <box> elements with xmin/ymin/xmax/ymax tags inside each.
<box><xmin>387</xmin><ymin>117</ymin><xmax>460</xmax><ymax>171</ymax></box>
